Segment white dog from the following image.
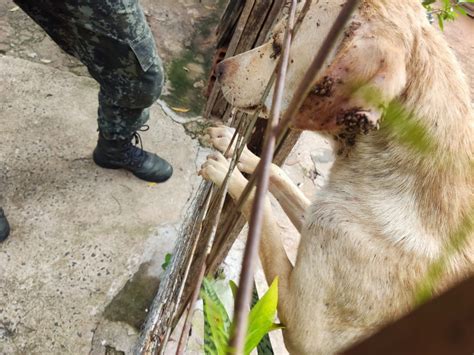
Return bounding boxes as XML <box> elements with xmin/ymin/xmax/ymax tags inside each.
<box><xmin>199</xmin><ymin>1</ymin><xmax>474</xmax><ymax>353</ymax></box>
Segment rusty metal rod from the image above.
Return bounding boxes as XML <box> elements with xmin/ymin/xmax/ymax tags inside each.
<box><xmin>275</xmin><ymin>0</ymin><xmax>361</xmax><ymax>139</ymax></box>
<box><xmin>228</xmin><ymin>0</ymin><xmax>361</xmax><ymax>353</ymax></box>
<box><xmin>204</xmin><ymin>0</ymin><xmax>312</xmax><ymax>275</ymax></box>
<box><xmin>227</xmin><ymin>1</ymin><xmax>298</xmax><ymax>353</ymax></box>
<box><xmin>175</xmin><ymin>128</ymin><xmax>247</xmax><ymax>354</ymax></box>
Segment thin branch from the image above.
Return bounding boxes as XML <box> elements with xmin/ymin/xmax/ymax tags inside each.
<box><xmin>136</xmin><ymin>1</ymin><xmax>317</xmax><ymax>353</ymax></box>
<box><xmin>174</xmin><ymin>129</ymin><xmax>245</xmax><ymax>354</ymax></box>
<box><xmin>158</xmin><ymin>183</ymin><xmax>213</xmax><ymax>354</ymax></box>
<box><xmin>205</xmin><ymin>0</ymin><xmax>313</xmax><ymax>282</ymax></box>
<box><xmin>228</xmin><ymin>0</ymin><xmax>361</xmax><ymax>353</ymax></box>
<box><xmin>228</xmin><ymin>0</ymin><xmax>298</xmax><ymax>353</ymax></box>
<box><xmin>175</xmin><ymin>263</ymin><xmax>206</xmax><ymax>354</ymax></box>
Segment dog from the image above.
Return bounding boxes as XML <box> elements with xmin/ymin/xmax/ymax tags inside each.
<box><xmin>199</xmin><ymin>1</ymin><xmax>474</xmax><ymax>353</ymax></box>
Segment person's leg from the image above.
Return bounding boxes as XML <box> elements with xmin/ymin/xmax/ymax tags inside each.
<box><xmin>14</xmin><ymin>0</ymin><xmax>173</xmax><ymax>182</ymax></box>
<box><xmin>0</xmin><ymin>208</ymin><xmax>10</xmax><ymax>242</ymax></box>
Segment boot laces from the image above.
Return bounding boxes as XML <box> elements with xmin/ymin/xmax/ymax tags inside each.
<box><xmin>126</xmin><ymin>125</ymin><xmax>150</xmax><ymax>167</ymax></box>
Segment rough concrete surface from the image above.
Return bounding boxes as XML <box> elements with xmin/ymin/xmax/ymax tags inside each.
<box><xmin>0</xmin><ymin>55</ymin><xmax>205</xmax><ymax>354</ymax></box>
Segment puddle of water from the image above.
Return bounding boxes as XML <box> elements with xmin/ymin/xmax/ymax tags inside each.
<box><xmin>103</xmin><ymin>262</ymin><xmax>160</xmax><ymax>330</ymax></box>
<box><xmin>103</xmin><ymin>224</ymin><xmax>177</xmax><ymax>330</ymax></box>
<box><xmin>104</xmin><ymin>345</ymin><xmax>126</xmax><ymax>355</ymax></box>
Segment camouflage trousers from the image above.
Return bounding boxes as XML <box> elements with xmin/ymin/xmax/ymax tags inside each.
<box><xmin>14</xmin><ymin>0</ymin><xmax>164</xmax><ymax>140</ymax></box>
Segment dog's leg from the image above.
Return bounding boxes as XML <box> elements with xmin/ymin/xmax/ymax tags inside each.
<box><xmin>199</xmin><ymin>152</ymin><xmax>293</xmax><ymax>321</ymax></box>
<box><xmin>204</xmin><ymin>126</ymin><xmax>310</xmax><ymax>231</ymax></box>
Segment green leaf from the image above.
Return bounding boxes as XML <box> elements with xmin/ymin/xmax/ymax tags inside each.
<box><xmin>229</xmin><ymin>280</ymin><xmax>238</xmax><ymax>300</ymax></box>
<box><xmin>382</xmin><ymin>100</ymin><xmax>435</xmax><ymax>155</ymax></box>
<box><xmin>437</xmin><ymin>14</ymin><xmax>445</xmax><ymax>30</ymax></box>
<box><xmin>414</xmin><ymin>207</ymin><xmax>474</xmax><ymax>305</ymax></box>
<box><xmin>454</xmin><ymin>6</ymin><xmax>467</xmax><ymax>16</ymax></box>
<box><xmin>244</xmin><ymin>277</ymin><xmax>281</xmax><ymax>355</ymax></box>
<box><xmin>355</xmin><ymin>84</ymin><xmax>435</xmax><ymax>155</ymax></box>
<box><xmin>202</xmin><ymin>278</ymin><xmax>231</xmax><ymax>355</ymax></box>
<box><xmin>422</xmin><ymin>0</ymin><xmax>436</xmax><ymax>6</ymax></box>
<box><xmin>161</xmin><ymin>253</ymin><xmax>173</xmax><ymax>271</ymax></box>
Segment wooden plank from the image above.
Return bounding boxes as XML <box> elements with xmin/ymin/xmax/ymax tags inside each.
<box><xmin>205</xmin><ymin>0</ymin><xmax>258</xmax><ymax>118</ymax></box>
<box><xmin>135</xmin><ymin>183</ymin><xmax>212</xmax><ymax>354</ymax></box>
<box><xmin>234</xmin><ymin>0</ymin><xmax>273</xmax><ymax>54</ymax></box>
<box><xmin>215</xmin><ymin>0</ymin><xmax>245</xmax><ymax>49</ymax></box>
<box><xmin>255</xmin><ymin>0</ymin><xmax>286</xmax><ymax>46</ymax></box>
<box><xmin>343</xmin><ymin>276</ymin><xmax>474</xmax><ymax>355</ymax></box>
<box><xmin>206</xmin><ymin>0</ymin><xmax>278</xmax><ymax>118</ymax></box>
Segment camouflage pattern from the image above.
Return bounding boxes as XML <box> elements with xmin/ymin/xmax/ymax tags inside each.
<box><xmin>14</xmin><ymin>0</ymin><xmax>164</xmax><ymax>140</ymax></box>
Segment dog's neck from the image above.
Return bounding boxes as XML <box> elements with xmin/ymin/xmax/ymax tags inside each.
<box><xmin>326</xmin><ymin>17</ymin><xmax>473</xmax><ymax>260</ymax></box>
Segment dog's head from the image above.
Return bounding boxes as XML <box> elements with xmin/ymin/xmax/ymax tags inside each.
<box><xmin>217</xmin><ymin>1</ymin><xmax>423</xmax><ymax>142</ymax></box>
<box><xmin>216</xmin><ymin>1</ymin><xmax>347</xmax><ymax>114</ymax></box>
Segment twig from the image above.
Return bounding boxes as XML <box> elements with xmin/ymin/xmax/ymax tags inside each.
<box><xmin>175</xmin><ymin>263</ymin><xmax>206</xmax><ymax>354</ymax></box>
<box><xmin>205</xmin><ymin>0</ymin><xmax>313</xmax><ymax>279</ymax></box>
<box><xmin>228</xmin><ymin>1</ymin><xmax>298</xmax><ymax>353</ymax></box>
<box><xmin>227</xmin><ymin>0</ymin><xmax>361</xmax><ymax>353</ymax></box>
<box><xmin>136</xmin><ymin>1</ymin><xmax>317</xmax><ymax>353</ymax></box>
<box><xmin>174</xmin><ymin>109</ymin><xmax>251</xmax><ymax>354</ymax></box>
<box><xmin>158</xmin><ymin>183</ymin><xmax>213</xmax><ymax>354</ymax></box>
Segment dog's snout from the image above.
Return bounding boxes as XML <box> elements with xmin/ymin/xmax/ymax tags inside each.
<box><xmin>216</xmin><ymin>62</ymin><xmax>226</xmax><ymax>81</ymax></box>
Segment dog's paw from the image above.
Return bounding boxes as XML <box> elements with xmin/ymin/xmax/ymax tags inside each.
<box><xmin>204</xmin><ymin>125</ymin><xmax>259</xmax><ymax>174</ymax></box>
<box><xmin>198</xmin><ymin>152</ymin><xmax>241</xmax><ymax>187</ymax></box>
<box><xmin>204</xmin><ymin>126</ymin><xmax>236</xmax><ymax>153</ymax></box>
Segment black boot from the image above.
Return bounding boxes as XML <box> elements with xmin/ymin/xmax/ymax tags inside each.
<box><xmin>0</xmin><ymin>208</ymin><xmax>10</xmax><ymax>242</ymax></box>
<box><xmin>93</xmin><ymin>129</ymin><xmax>173</xmax><ymax>183</ymax></box>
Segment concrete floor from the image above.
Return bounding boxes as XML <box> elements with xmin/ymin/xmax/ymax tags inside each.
<box><xmin>0</xmin><ymin>55</ymin><xmax>206</xmax><ymax>354</ymax></box>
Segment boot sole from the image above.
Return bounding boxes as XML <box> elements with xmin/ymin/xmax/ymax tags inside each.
<box><xmin>132</xmin><ymin>171</ymin><xmax>173</xmax><ymax>183</ymax></box>
<box><xmin>93</xmin><ymin>151</ymin><xmax>173</xmax><ymax>183</ymax></box>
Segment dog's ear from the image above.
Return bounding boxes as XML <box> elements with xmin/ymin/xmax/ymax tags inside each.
<box><xmin>292</xmin><ymin>33</ymin><xmax>407</xmax><ymax>134</ymax></box>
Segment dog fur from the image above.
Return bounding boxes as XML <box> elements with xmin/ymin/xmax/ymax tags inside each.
<box><xmin>199</xmin><ymin>1</ymin><xmax>474</xmax><ymax>353</ymax></box>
